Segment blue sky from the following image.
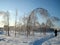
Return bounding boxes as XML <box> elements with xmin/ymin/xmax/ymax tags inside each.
<box><xmin>0</xmin><ymin>0</ymin><xmax>60</xmax><ymax>28</ymax></box>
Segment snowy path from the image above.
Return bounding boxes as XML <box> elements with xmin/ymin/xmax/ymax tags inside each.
<box><xmin>33</xmin><ymin>34</ymin><xmax>55</xmax><ymax>45</ymax></box>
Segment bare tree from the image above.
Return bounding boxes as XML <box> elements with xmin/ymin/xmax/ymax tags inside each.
<box><xmin>26</xmin><ymin>8</ymin><xmax>51</xmax><ymax>36</ymax></box>
<box><xmin>26</xmin><ymin>11</ymin><xmax>37</xmax><ymax>36</ymax></box>
<box><xmin>4</xmin><ymin>11</ymin><xmax>10</xmax><ymax>36</ymax></box>
<box><xmin>46</xmin><ymin>19</ymin><xmax>54</xmax><ymax>28</ymax></box>
<box><xmin>15</xmin><ymin>9</ymin><xmax>18</xmax><ymax>36</ymax></box>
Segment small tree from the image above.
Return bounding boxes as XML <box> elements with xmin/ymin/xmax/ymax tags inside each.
<box><xmin>41</xmin><ymin>23</ymin><xmax>46</xmax><ymax>35</ymax></box>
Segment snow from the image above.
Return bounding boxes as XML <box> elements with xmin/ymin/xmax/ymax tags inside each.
<box><xmin>0</xmin><ymin>30</ymin><xmax>60</xmax><ymax>45</ymax></box>
<box><xmin>42</xmin><ymin>32</ymin><xmax>60</xmax><ymax>45</ymax></box>
<box><xmin>33</xmin><ymin>33</ymin><xmax>54</xmax><ymax>45</ymax></box>
<box><xmin>0</xmin><ymin>31</ymin><xmax>44</xmax><ymax>45</ymax></box>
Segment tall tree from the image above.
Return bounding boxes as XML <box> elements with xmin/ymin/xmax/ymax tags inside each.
<box><xmin>4</xmin><ymin>11</ymin><xmax>10</xmax><ymax>36</ymax></box>
<box><xmin>15</xmin><ymin>9</ymin><xmax>18</xmax><ymax>36</ymax></box>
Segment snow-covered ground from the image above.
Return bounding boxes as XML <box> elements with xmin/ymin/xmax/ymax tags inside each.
<box><xmin>42</xmin><ymin>32</ymin><xmax>60</xmax><ymax>45</ymax></box>
<box><xmin>0</xmin><ymin>30</ymin><xmax>60</xmax><ymax>45</ymax></box>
